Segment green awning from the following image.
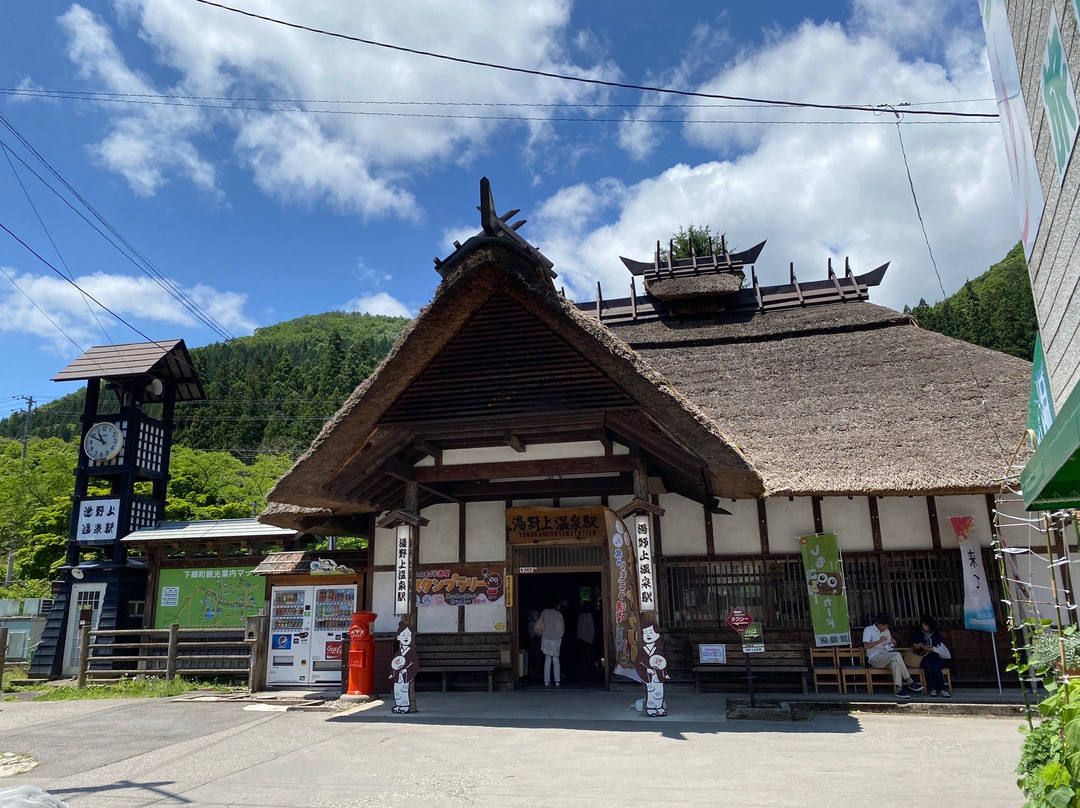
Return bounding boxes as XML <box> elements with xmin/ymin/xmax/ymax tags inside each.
<box><xmin>1022</xmin><ymin>383</ymin><xmax>1080</xmax><ymax>509</ymax></box>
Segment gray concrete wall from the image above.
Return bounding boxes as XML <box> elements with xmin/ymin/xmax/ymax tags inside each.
<box><xmin>1008</xmin><ymin>0</ymin><xmax>1080</xmax><ymax>407</ymax></box>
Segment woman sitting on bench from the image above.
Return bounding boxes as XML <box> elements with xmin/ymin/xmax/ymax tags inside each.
<box><xmin>911</xmin><ymin>615</ymin><xmax>951</xmax><ymax>698</ymax></box>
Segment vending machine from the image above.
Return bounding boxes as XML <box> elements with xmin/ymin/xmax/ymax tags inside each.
<box><xmin>310</xmin><ymin>585</ymin><xmax>356</xmax><ymax>684</ymax></box>
<box><xmin>267</xmin><ymin>586</ymin><xmax>311</xmax><ymax>685</ymax></box>
<box><xmin>266</xmin><ymin>583</ymin><xmax>356</xmax><ymax>685</ymax></box>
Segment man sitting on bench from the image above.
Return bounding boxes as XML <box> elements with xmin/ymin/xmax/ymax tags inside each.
<box><xmin>863</xmin><ymin>613</ymin><xmax>923</xmax><ymax>701</ymax></box>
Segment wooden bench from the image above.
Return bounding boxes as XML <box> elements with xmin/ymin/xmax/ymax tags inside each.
<box><xmin>693</xmin><ymin>643</ymin><xmax>809</xmax><ymax>695</ymax></box>
<box><xmin>417</xmin><ymin>644</ymin><xmax>502</xmax><ymax>692</ymax></box>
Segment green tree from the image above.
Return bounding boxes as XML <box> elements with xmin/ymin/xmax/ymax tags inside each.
<box><xmin>0</xmin><ymin>438</ymin><xmax>77</xmax><ymax>577</ymax></box>
<box><xmin>663</xmin><ymin>224</ymin><xmax>727</xmax><ymax>260</ymax></box>
<box><xmin>907</xmin><ymin>242</ymin><xmax>1037</xmax><ymax>360</ymax></box>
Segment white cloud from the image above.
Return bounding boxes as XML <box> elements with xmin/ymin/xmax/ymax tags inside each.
<box><xmin>59</xmin><ymin>4</ymin><xmax>218</xmax><ymax>197</ymax></box>
<box><xmin>0</xmin><ymin>268</ymin><xmax>257</xmax><ymax>350</ymax></box>
<box><xmin>58</xmin><ymin>0</ymin><xmax>618</xmax><ymax>214</ymax></box>
<box><xmin>345</xmin><ymin>292</ymin><xmax>412</xmax><ymax>319</ymax></box>
<box><xmin>533</xmin><ymin>17</ymin><xmax>1017</xmax><ymax>312</ymax></box>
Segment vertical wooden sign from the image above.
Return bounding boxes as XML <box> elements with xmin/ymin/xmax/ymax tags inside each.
<box><xmin>634</xmin><ymin>515</ymin><xmax>656</xmax><ymax>612</ymax></box>
<box><xmin>394</xmin><ymin>525</ymin><xmax>411</xmax><ymax>615</ymax></box>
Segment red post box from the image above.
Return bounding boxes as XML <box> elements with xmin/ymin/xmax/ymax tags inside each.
<box><xmin>346</xmin><ymin>611</ymin><xmax>377</xmax><ymax>697</ymax></box>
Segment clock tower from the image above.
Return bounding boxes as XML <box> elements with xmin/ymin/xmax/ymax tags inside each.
<box><xmin>30</xmin><ymin>340</ymin><xmax>205</xmax><ymax>678</ymax></box>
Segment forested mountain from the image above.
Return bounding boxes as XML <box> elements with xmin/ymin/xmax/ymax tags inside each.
<box><xmin>904</xmin><ymin>242</ymin><xmax>1037</xmax><ymax>361</ymax></box>
<box><xmin>0</xmin><ymin>311</ymin><xmax>409</xmax><ymax>457</ymax></box>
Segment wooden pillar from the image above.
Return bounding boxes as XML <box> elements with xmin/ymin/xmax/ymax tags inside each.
<box><xmin>704</xmin><ymin>502</ymin><xmax>716</xmax><ymax>557</ymax></box>
<box><xmin>868</xmin><ymin>497</ymin><xmax>883</xmax><ymax>551</ymax></box>
<box><xmin>377</xmin><ymin>482</ymin><xmax>428</xmax><ymax>715</ymax></box>
<box><xmin>926</xmin><ymin>496</ymin><xmax>942</xmax><ymax>549</ymax></box>
<box><xmin>812</xmin><ymin>497</ymin><xmax>824</xmax><ymax>534</ymax></box>
<box><xmin>757</xmin><ymin>500</ymin><xmax>770</xmax><ymax>555</ymax></box>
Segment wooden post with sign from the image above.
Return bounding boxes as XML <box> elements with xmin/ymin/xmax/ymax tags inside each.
<box><xmin>725</xmin><ymin>607</ymin><xmax>758</xmax><ymax>708</ymax></box>
<box><xmin>377</xmin><ymin>484</ymin><xmax>429</xmax><ymax>715</ymax></box>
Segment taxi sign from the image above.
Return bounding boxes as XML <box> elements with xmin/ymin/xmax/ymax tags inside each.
<box><xmin>725</xmin><ymin>607</ymin><xmax>754</xmax><ymax>633</ymax></box>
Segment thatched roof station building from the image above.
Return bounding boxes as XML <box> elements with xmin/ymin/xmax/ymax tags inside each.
<box><xmin>263</xmin><ymin>180</ymin><xmax>1030</xmax><ymax>692</ymax></box>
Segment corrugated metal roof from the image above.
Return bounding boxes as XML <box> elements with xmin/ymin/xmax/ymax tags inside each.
<box><xmin>251</xmin><ymin>551</ymin><xmax>309</xmax><ymax>575</ymax></box>
<box><xmin>52</xmin><ymin>340</ymin><xmax>206</xmax><ymax>401</ymax></box>
<box><xmin>123</xmin><ymin>518</ymin><xmax>299</xmax><ymax>543</ymax></box>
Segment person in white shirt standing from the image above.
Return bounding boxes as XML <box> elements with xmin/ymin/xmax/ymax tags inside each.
<box><xmin>863</xmin><ymin>613</ymin><xmax>923</xmax><ymax>701</ymax></box>
<box><xmin>540</xmin><ymin>600</ymin><xmax>566</xmax><ymax>687</ymax></box>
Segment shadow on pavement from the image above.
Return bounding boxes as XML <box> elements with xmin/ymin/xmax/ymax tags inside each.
<box><xmin>49</xmin><ymin>780</ymin><xmax>190</xmax><ymax>804</ymax></box>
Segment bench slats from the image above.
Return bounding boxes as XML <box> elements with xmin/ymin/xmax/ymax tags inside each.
<box><xmin>416</xmin><ymin>645</ymin><xmax>501</xmax><ymax>692</ymax></box>
<box><xmin>693</xmin><ymin>643</ymin><xmax>809</xmax><ymax>695</ymax></box>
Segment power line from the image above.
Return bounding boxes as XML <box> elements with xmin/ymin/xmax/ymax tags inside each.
<box><xmin>0</xmin><ymin>111</ymin><xmax>235</xmax><ymax>342</ymax></box>
<box><xmin>191</xmin><ymin>0</ymin><xmax>998</xmax><ymax>120</ymax></box>
<box><xmin>1</xmin><ymin>141</ymin><xmax>116</xmax><ymax>347</ymax></box>
<box><xmin>892</xmin><ymin>115</ymin><xmax>1009</xmax><ymax>465</ymax></box>
<box><xmin>0</xmin><ymin>86</ymin><xmax>1000</xmax><ymax>115</ymax></box>
<box><xmin>0</xmin><ymin>89</ymin><xmax>995</xmax><ymax>125</ymax></box>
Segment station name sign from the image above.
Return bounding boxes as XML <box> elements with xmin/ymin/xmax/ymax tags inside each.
<box><xmin>505</xmin><ymin>506</ymin><xmax>609</xmax><ymax>545</ymax></box>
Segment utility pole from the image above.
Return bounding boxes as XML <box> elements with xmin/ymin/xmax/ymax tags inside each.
<box><xmin>18</xmin><ymin>395</ymin><xmax>34</xmax><ymax>459</ymax></box>
<box><xmin>7</xmin><ymin>396</ymin><xmax>34</xmax><ymax>582</ymax></box>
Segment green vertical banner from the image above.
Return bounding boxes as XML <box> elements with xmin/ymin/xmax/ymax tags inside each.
<box><xmin>1028</xmin><ymin>333</ymin><xmax>1055</xmax><ymax>446</ymax></box>
<box><xmin>799</xmin><ymin>533</ymin><xmax>851</xmax><ymax>647</ymax></box>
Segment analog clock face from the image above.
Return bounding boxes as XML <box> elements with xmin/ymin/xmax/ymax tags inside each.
<box><xmin>83</xmin><ymin>422</ymin><xmax>123</xmax><ymax>461</ymax></box>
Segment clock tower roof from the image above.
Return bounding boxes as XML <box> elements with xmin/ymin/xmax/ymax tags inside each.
<box><xmin>52</xmin><ymin>339</ymin><xmax>205</xmax><ymax>402</ymax></box>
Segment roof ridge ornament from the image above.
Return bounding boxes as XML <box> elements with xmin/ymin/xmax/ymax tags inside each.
<box><xmin>433</xmin><ymin>178</ymin><xmax>556</xmax><ymax>280</ymax></box>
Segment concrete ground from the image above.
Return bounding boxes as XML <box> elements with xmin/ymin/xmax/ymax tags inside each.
<box><xmin>0</xmin><ymin>688</ymin><xmax>1027</xmax><ymax>807</ymax></box>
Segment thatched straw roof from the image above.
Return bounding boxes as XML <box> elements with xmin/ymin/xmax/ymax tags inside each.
<box><xmin>264</xmin><ymin>237</ymin><xmax>762</xmax><ymax>525</ymax></box>
<box><xmin>263</xmin><ymin>214</ymin><xmax>1031</xmax><ymax>534</ymax></box>
<box><xmin>612</xmin><ymin>302</ymin><xmax>1031</xmax><ymax>496</ymax></box>
<box><xmin>644</xmin><ymin>271</ymin><xmax>744</xmax><ymax>301</ymax></box>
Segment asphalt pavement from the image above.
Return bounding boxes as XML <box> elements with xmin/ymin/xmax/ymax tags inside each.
<box><xmin>0</xmin><ymin>689</ymin><xmax>1026</xmax><ymax>807</ymax></box>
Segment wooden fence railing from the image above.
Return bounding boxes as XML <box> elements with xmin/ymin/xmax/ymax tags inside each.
<box><xmin>76</xmin><ymin>617</ymin><xmax>268</xmax><ymax>691</ymax></box>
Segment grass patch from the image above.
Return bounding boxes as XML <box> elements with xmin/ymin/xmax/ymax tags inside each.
<box><xmin>33</xmin><ymin>676</ymin><xmax>237</xmax><ymax>701</ymax></box>
<box><xmin>2</xmin><ymin>665</ymin><xmax>29</xmax><ymax>692</ymax></box>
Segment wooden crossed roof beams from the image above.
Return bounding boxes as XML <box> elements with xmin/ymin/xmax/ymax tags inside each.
<box><xmin>320</xmin><ymin>408</ymin><xmax>712</xmax><ymax>514</ymax></box>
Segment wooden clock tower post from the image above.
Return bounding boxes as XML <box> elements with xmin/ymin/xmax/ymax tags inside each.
<box><xmin>30</xmin><ymin>340</ymin><xmax>205</xmax><ymax>678</ymax></box>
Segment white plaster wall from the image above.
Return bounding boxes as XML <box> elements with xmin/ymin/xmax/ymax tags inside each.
<box><xmin>442</xmin><ymin>440</ymin><xmax>607</xmax><ymax>465</ymax></box>
<box><xmin>465</xmin><ymin>602</ymin><xmax>508</xmax><ymax>632</ymax></box>
<box><xmin>372</xmin><ymin>571</ymin><xmax>398</xmax><ymax>633</ymax></box>
<box><xmin>821</xmin><ymin>497</ymin><xmax>875</xmax><ymax>552</ymax></box>
<box><xmin>373</xmin><ymin>526</ymin><xmax>395</xmax><ymax>566</ymax></box>
<box><xmin>713</xmin><ymin>499</ymin><xmax>760</xmax><ymax>554</ymax></box>
<box><xmin>764</xmin><ymin>498</ymin><xmax>815</xmax><ymax>553</ymax></box>
<box><xmin>560</xmin><ymin>497</ymin><xmax>603</xmax><ymax>507</ymax></box>
<box><xmin>418</xmin><ymin>606</ymin><xmax>459</xmax><ymax>633</ymax></box>
<box><xmin>608</xmin><ymin>495</ymin><xmax>633</xmax><ymax>514</ymax></box>
<box><xmin>612</xmin><ymin>442</ymin><xmax>630</xmax><ymax>455</ymax></box>
<box><xmin>875</xmin><ymin>496</ymin><xmax>932</xmax><ymax>550</ymax></box>
<box><xmin>466</xmin><ymin>500</ymin><xmax>506</xmax><ymax>562</ymax></box>
<box><xmin>512</xmin><ymin>498</ymin><xmax>554</xmax><ymax>508</ymax></box>
<box><xmin>936</xmin><ymin>495</ymin><xmax>993</xmax><ymax>548</ymax></box>
<box><xmin>418</xmin><ymin>503</ymin><xmax>459</xmax><ymax>564</ymax></box>
<box><xmin>658</xmin><ymin>493</ymin><xmax>707</xmax><ymax>555</ymax></box>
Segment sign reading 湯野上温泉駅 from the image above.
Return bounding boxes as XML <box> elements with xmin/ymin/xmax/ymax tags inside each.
<box><xmin>155</xmin><ymin>567</ymin><xmax>264</xmax><ymax>628</ymax></box>
<box><xmin>506</xmin><ymin>506</ymin><xmax>608</xmax><ymax>544</ymax></box>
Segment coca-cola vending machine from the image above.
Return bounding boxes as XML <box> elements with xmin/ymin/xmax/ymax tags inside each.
<box><xmin>267</xmin><ymin>583</ymin><xmax>356</xmax><ymax>685</ymax></box>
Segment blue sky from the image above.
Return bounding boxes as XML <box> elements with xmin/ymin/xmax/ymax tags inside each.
<box><xmin>0</xmin><ymin>0</ymin><xmax>1019</xmax><ymax>415</ymax></box>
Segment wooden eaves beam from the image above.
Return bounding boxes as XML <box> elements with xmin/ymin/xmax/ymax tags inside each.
<box><xmin>383</xmin><ymin>457</ymin><xmax>464</xmax><ymax>505</ymax></box>
<box><xmin>504</xmin><ymin>432</ymin><xmax>526</xmax><ymax>453</ymax></box>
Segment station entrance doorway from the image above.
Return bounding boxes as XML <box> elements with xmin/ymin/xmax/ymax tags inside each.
<box><xmin>518</xmin><ymin>570</ymin><xmax>605</xmax><ymax>688</ymax></box>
